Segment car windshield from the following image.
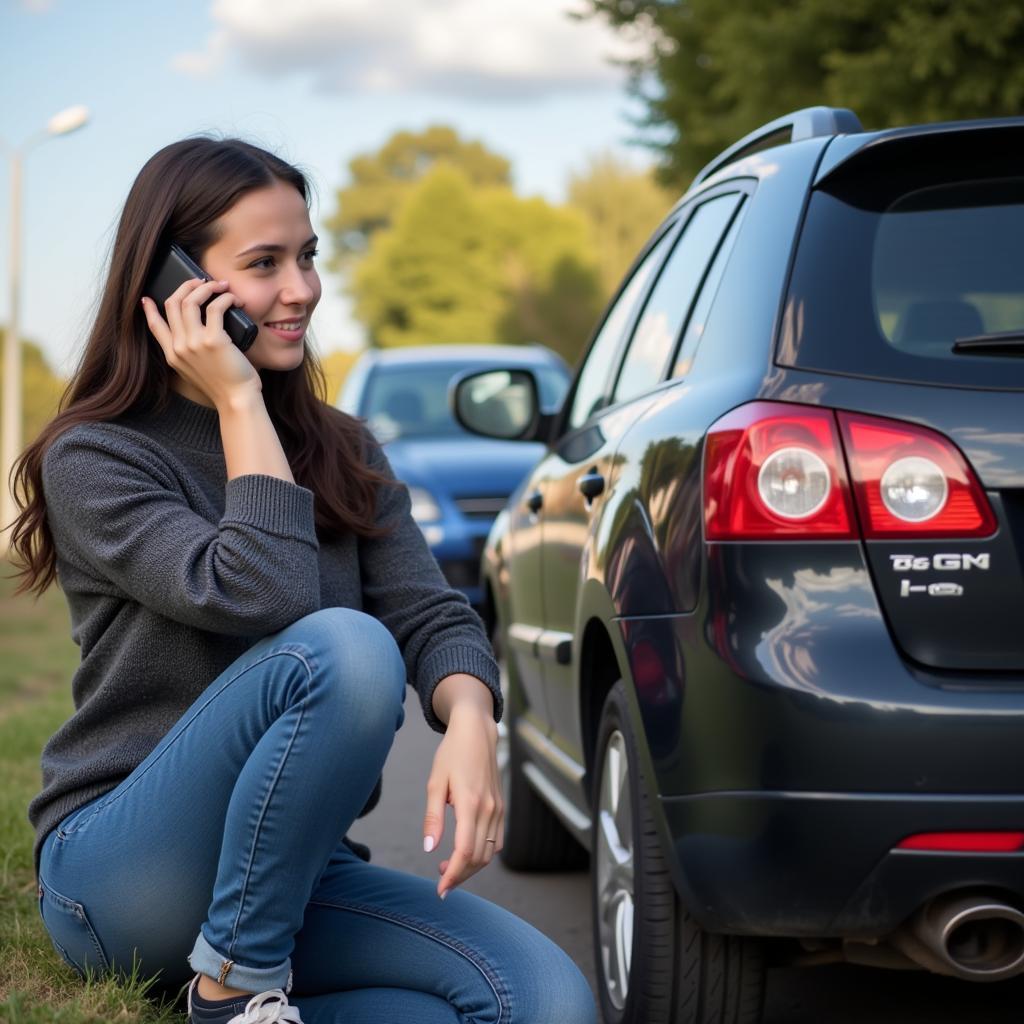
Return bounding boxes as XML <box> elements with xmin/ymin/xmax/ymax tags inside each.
<box><xmin>363</xmin><ymin>362</ymin><xmax>568</xmax><ymax>441</ymax></box>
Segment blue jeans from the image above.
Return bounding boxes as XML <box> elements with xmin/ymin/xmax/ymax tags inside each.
<box><xmin>37</xmin><ymin>609</ymin><xmax>596</xmax><ymax>1024</ymax></box>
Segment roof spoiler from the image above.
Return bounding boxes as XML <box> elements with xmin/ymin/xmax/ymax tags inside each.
<box><xmin>691</xmin><ymin>106</ymin><xmax>863</xmax><ymax>188</ymax></box>
<box><xmin>814</xmin><ymin>116</ymin><xmax>1024</xmax><ymax>188</ymax></box>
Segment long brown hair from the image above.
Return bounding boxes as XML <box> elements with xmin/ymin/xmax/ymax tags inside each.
<box><xmin>8</xmin><ymin>136</ymin><xmax>391</xmax><ymax>597</ymax></box>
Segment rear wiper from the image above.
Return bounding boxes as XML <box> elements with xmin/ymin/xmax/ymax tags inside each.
<box><xmin>953</xmin><ymin>331</ymin><xmax>1024</xmax><ymax>356</ymax></box>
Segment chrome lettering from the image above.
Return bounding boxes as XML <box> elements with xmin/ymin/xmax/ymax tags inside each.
<box><xmin>900</xmin><ymin>580</ymin><xmax>928</xmax><ymax>597</ymax></box>
<box><xmin>890</xmin><ymin>553</ymin><xmax>990</xmax><ymax>572</ymax></box>
<box><xmin>899</xmin><ymin>579</ymin><xmax>965</xmax><ymax>598</ymax></box>
<box><xmin>927</xmin><ymin>582</ymin><xmax>964</xmax><ymax>597</ymax></box>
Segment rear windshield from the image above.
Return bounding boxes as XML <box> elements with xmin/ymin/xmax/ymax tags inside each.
<box><xmin>779</xmin><ymin>172</ymin><xmax>1024</xmax><ymax>388</ymax></box>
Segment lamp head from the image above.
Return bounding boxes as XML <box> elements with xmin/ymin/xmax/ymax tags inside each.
<box><xmin>47</xmin><ymin>105</ymin><xmax>89</xmax><ymax>137</ymax></box>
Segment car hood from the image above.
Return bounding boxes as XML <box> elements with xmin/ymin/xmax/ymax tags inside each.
<box><xmin>384</xmin><ymin>436</ymin><xmax>544</xmax><ymax>497</ymax></box>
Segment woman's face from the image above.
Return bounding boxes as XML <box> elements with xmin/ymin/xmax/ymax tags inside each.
<box><xmin>200</xmin><ymin>180</ymin><xmax>322</xmax><ymax>374</ymax></box>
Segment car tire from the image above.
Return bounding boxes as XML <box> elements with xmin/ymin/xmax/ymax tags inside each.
<box><xmin>592</xmin><ymin>681</ymin><xmax>765</xmax><ymax>1024</ymax></box>
<box><xmin>493</xmin><ymin>622</ymin><xmax>588</xmax><ymax>872</ymax></box>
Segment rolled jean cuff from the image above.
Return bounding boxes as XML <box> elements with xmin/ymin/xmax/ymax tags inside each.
<box><xmin>188</xmin><ymin>930</ymin><xmax>293</xmax><ymax>994</ymax></box>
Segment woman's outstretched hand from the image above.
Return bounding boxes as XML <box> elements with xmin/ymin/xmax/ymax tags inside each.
<box><xmin>423</xmin><ymin>675</ymin><xmax>503</xmax><ymax>900</ymax></box>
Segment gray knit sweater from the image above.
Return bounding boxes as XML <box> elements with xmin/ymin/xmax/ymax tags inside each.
<box><xmin>28</xmin><ymin>392</ymin><xmax>501</xmax><ymax>880</ymax></box>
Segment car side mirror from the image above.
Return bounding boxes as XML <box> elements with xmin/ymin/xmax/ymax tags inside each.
<box><xmin>450</xmin><ymin>368</ymin><xmax>548</xmax><ymax>441</ymax></box>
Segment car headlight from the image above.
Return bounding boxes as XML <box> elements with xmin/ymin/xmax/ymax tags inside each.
<box><xmin>408</xmin><ymin>486</ymin><xmax>442</xmax><ymax>524</ymax></box>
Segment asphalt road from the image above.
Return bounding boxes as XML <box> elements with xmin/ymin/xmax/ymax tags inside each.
<box><xmin>348</xmin><ymin>705</ymin><xmax>1024</xmax><ymax>1024</ymax></box>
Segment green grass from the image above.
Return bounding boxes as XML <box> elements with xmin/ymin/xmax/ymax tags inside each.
<box><xmin>0</xmin><ymin>567</ymin><xmax>184</xmax><ymax>1023</ymax></box>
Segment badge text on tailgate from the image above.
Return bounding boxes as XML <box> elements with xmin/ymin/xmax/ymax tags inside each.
<box><xmin>900</xmin><ymin>580</ymin><xmax>965</xmax><ymax>597</ymax></box>
<box><xmin>889</xmin><ymin>554</ymin><xmax>990</xmax><ymax>572</ymax></box>
<box><xmin>890</xmin><ymin>553</ymin><xmax>989</xmax><ymax>598</ymax></box>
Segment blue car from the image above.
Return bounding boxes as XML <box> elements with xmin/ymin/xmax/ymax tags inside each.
<box><xmin>337</xmin><ymin>344</ymin><xmax>570</xmax><ymax>606</ymax></box>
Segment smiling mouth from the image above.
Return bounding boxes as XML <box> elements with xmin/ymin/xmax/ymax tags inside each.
<box><xmin>265</xmin><ymin>319</ymin><xmax>304</xmax><ymax>331</ymax></box>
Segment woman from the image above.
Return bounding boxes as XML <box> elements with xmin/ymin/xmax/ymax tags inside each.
<box><xmin>9</xmin><ymin>137</ymin><xmax>596</xmax><ymax>1024</ymax></box>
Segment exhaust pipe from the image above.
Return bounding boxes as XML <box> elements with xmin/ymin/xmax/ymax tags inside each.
<box><xmin>891</xmin><ymin>893</ymin><xmax>1024</xmax><ymax>982</ymax></box>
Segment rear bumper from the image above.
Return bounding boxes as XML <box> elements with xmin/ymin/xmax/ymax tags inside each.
<box><xmin>616</xmin><ymin>541</ymin><xmax>1024</xmax><ymax>938</ymax></box>
<box><xmin>661</xmin><ymin>791</ymin><xmax>1024</xmax><ymax>937</ymax></box>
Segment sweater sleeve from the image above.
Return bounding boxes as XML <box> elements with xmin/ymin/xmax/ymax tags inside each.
<box><xmin>42</xmin><ymin>425</ymin><xmax>321</xmax><ymax>637</ymax></box>
<box><xmin>358</xmin><ymin>434</ymin><xmax>502</xmax><ymax>733</ymax></box>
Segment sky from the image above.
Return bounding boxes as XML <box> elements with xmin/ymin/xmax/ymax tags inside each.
<box><xmin>0</xmin><ymin>0</ymin><xmax>655</xmax><ymax>374</ymax></box>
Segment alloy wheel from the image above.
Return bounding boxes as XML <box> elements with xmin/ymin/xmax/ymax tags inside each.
<box><xmin>596</xmin><ymin>729</ymin><xmax>635</xmax><ymax>1011</ymax></box>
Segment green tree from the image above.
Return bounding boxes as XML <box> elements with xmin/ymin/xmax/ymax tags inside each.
<box><xmin>350</xmin><ymin>165</ymin><xmax>604</xmax><ymax>364</ymax></box>
<box><xmin>352</xmin><ymin>166</ymin><xmax>508</xmax><ymax>348</ymax></box>
<box><xmin>325</xmin><ymin>125</ymin><xmax>512</xmax><ymax>261</ymax></box>
<box><xmin>586</xmin><ymin>0</ymin><xmax>1024</xmax><ymax>186</ymax></box>
<box><xmin>484</xmin><ymin>189</ymin><xmax>605</xmax><ymax>361</ymax></box>
<box><xmin>567</xmin><ymin>153</ymin><xmax>676</xmax><ymax>296</ymax></box>
<box><xmin>0</xmin><ymin>330</ymin><xmax>66</xmax><ymax>448</ymax></box>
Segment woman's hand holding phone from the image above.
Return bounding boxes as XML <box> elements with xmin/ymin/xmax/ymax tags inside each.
<box><xmin>142</xmin><ymin>277</ymin><xmax>259</xmax><ymax>411</ymax></box>
<box><xmin>143</xmin><ymin>278</ymin><xmax>294</xmax><ymax>484</ymax></box>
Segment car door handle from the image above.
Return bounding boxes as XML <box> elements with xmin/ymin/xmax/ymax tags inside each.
<box><xmin>578</xmin><ymin>471</ymin><xmax>605</xmax><ymax>502</ymax></box>
<box><xmin>526</xmin><ymin>490</ymin><xmax>544</xmax><ymax>514</ymax></box>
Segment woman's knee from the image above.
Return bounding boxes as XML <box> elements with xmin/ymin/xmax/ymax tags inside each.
<box><xmin>550</xmin><ymin>962</ymin><xmax>598</xmax><ymax>1024</ymax></box>
<box><xmin>518</xmin><ymin>948</ymin><xmax>597</xmax><ymax>1024</ymax></box>
<box><xmin>283</xmin><ymin>608</ymin><xmax>406</xmax><ymax>722</ymax></box>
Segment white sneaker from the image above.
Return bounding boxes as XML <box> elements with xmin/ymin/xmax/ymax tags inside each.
<box><xmin>187</xmin><ymin>973</ymin><xmax>304</xmax><ymax>1023</ymax></box>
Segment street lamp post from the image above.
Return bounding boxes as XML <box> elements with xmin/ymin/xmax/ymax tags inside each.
<box><xmin>1</xmin><ymin>105</ymin><xmax>89</xmax><ymax>554</ymax></box>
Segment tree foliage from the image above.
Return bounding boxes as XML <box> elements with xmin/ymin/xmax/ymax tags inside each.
<box><xmin>350</xmin><ymin>165</ymin><xmax>604</xmax><ymax>364</ymax></box>
<box><xmin>567</xmin><ymin>153</ymin><xmax>676</xmax><ymax>295</ymax></box>
<box><xmin>325</xmin><ymin>125</ymin><xmax>512</xmax><ymax>261</ymax></box>
<box><xmin>586</xmin><ymin>0</ymin><xmax>1024</xmax><ymax>186</ymax></box>
<box><xmin>0</xmin><ymin>331</ymin><xmax>65</xmax><ymax>448</ymax></box>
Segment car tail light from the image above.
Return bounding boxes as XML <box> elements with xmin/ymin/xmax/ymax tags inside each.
<box><xmin>704</xmin><ymin>403</ymin><xmax>996</xmax><ymax>541</ymax></box>
<box><xmin>838</xmin><ymin>413</ymin><xmax>996</xmax><ymax>539</ymax></box>
<box><xmin>896</xmin><ymin>832</ymin><xmax>1024</xmax><ymax>853</ymax></box>
<box><xmin>704</xmin><ymin>403</ymin><xmax>856</xmax><ymax>539</ymax></box>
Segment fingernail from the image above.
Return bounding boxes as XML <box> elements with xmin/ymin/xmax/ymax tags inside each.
<box><xmin>423</xmin><ymin>836</ymin><xmax>435</xmax><ymax>853</ymax></box>
<box><xmin>140</xmin><ymin>297</ymin><xmax>147</xmax><ymax>306</ymax></box>
<box><xmin>439</xmin><ymin>890</ymin><xmax>447</xmax><ymax>901</ymax></box>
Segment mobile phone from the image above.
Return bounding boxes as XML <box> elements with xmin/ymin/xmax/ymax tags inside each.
<box><xmin>144</xmin><ymin>243</ymin><xmax>259</xmax><ymax>351</ymax></box>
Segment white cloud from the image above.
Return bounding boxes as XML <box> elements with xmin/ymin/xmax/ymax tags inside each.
<box><xmin>172</xmin><ymin>0</ymin><xmax>647</xmax><ymax>98</ymax></box>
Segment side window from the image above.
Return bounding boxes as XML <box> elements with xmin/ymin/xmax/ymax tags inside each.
<box><xmin>612</xmin><ymin>194</ymin><xmax>742</xmax><ymax>405</ymax></box>
<box><xmin>567</xmin><ymin>225</ymin><xmax>678</xmax><ymax>430</ymax></box>
<box><xmin>672</xmin><ymin>199</ymin><xmax>746</xmax><ymax>377</ymax></box>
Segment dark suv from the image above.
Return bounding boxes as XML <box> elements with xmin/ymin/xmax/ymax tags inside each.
<box><xmin>452</xmin><ymin>108</ymin><xmax>1024</xmax><ymax>1024</ymax></box>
